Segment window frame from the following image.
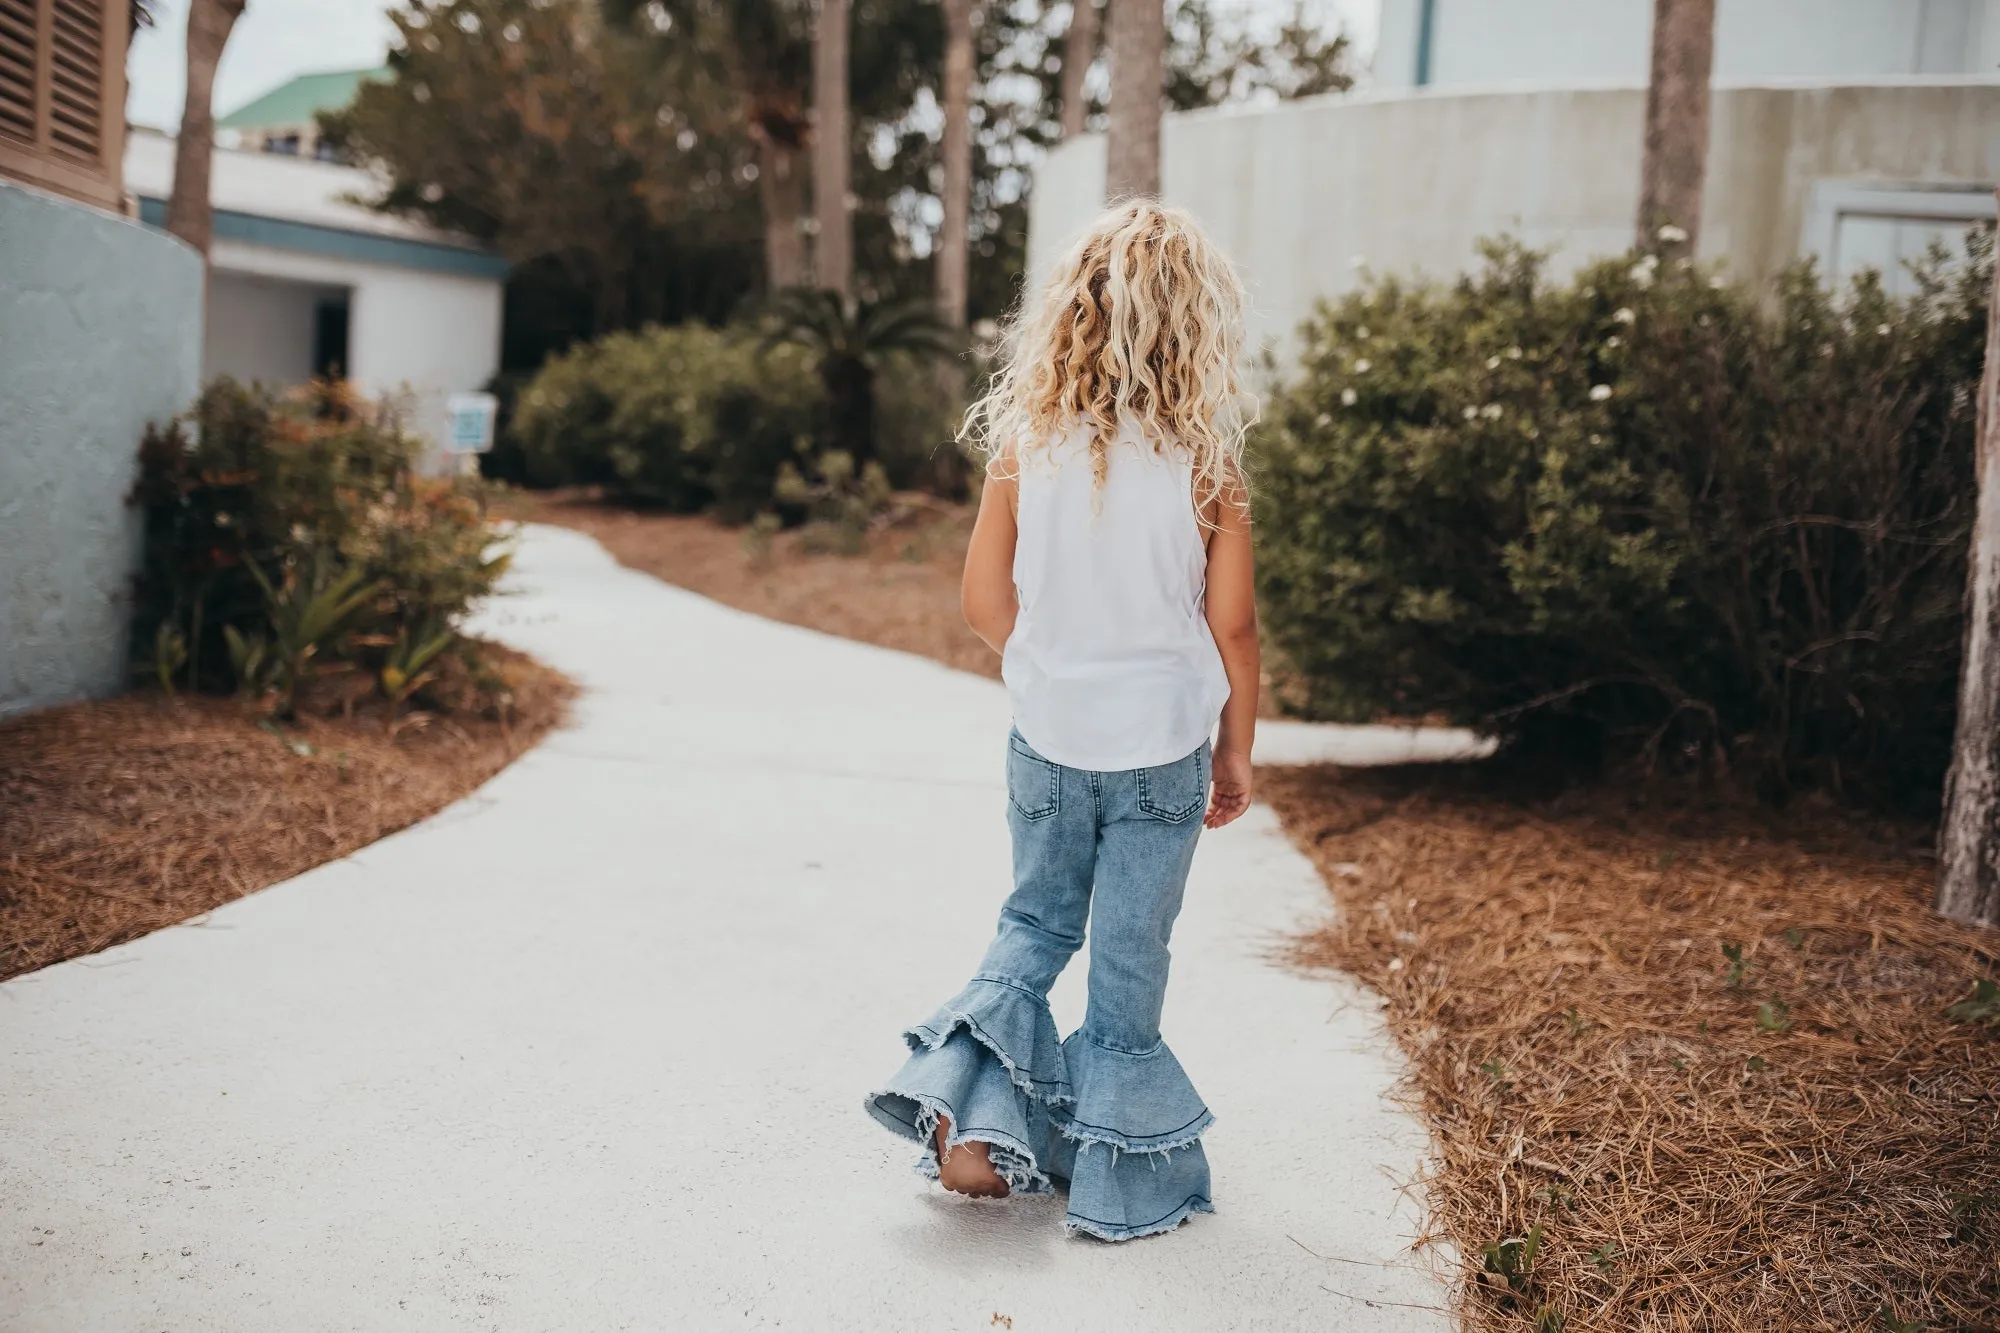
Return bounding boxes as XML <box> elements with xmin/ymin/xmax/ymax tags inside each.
<box><xmin>0</xmin><ymin>0</ymin><xmax>127</xmax><ymax>213</ymax></box>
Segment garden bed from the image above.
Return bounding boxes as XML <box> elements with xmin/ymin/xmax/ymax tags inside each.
<box><xmin>0</xmin><ymin>643</ymin><xmax>572</xmax><ymax>981</ymax></box>
<box><xmin>1261</xmin><ymin>765</ymin><xmax>1999</xmax><ymax>1331</ymax></box>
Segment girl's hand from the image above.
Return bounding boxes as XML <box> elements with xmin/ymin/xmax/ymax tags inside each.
<box><xmin>1205</xmin><ymin>747</ymin><xmax>1253</xmax><ymax>828</ymax></box>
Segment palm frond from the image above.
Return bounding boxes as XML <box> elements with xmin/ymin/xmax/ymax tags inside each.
<box><xmin>761</xmin><ymin>288</ymin><xmax>957</xmax><ymax>364</ymax></box>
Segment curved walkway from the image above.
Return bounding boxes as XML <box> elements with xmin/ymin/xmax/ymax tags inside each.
<box><xmin>1</xmin><ymin>524</ymin><xmax>1452</xmax><ymax>1330</ymax></box>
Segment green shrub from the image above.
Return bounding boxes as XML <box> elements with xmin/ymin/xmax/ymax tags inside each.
<box><xmin>130</xmin><ymin>378</ymin><xmax>511</xmax><ymax>713</ymax></box>
<box><xmin>508</xmin><ymin>338</ymin><xmax>621</xmax><ymax>489</ymax></box>
<box><xmin>508</xmin><ymin>320</ymin><xmax>971</xmax><ymax>516</ymax></box>
<box><xmin>874</xmin><ymin>350</ymin><xmax>972</xmax><ymax>499</ymax></box>
<box><xmin>510</xmin><ymin>324</ymin><xmax>821</xmax><ymax>516</ymax></box>
<box><xmin>1254</xmin><ymin>235</ymin><xmax>1990</xmax><ymax>806</ymax></box>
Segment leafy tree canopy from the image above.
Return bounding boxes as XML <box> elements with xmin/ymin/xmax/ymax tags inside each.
<box><xmin>330</xmin><ymin>0</ymin><xmax>1355</xmax><ymax>356</ymax></box>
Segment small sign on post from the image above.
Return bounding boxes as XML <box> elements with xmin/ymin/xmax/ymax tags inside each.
<box><xmin>445</xmin><ymin>392</ymin><xmax>498</xmax><ymax>455</ymax></box>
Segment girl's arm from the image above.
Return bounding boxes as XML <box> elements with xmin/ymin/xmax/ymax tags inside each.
<box><xmin>961</xmin><ymin>470</ymin><xmax>1020</xmax><ymax>654</ymax></box>
<box><xmin>1203</xmin><ymin>483</ymin><xmax>1258</xmax><ymax>828</ymax></box>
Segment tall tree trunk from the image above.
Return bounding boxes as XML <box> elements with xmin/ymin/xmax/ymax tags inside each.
<box><xmin>935</xmin><ymin>0</ymin><xmax>974</xmax><ymax>327</ymax></box>
<box><xmin>1058</xmin><ymin>0</ymin><xmax>1100</xmax><ymax>141</ymax></box>
<box><xmin>758</xmin><ymin>137</ymin><xmax>808</xmax><ymax>289</ymax></box>
<box><xmin>1636</xmin><ymin>0</ymin><xmax>1715</xmax><ymax>256</ymax></box>
<box><xmin>1938</xmin><ymin>196</ymin><xmax>2000</xmax><ymax>930</ymax></box>
<box><xmin>812</xmin><ymin>0</ymin><xmax>853</xmax><ymax>297</ymax></box>
<box><xmin>164</xmin><ymin>0</ymin><xmax>248</xmax><ymax>260</ymax></box>
<box><xmin>1103</xmin><ymin>0</ymin><xmax>1163</xmax><ymax>201</ymax></box>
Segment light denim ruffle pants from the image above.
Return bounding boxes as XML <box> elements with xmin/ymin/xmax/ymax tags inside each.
<box><xmin>866</xmin><ymin>731</ymin><xmax>1214</xmax><ymax>1241</ymax></box>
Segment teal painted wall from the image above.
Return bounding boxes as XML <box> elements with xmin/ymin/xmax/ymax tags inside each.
<box><xmin>0</xmin><ymin>183</ymin><xmax>204</xmax><ymax>717</ymax></box>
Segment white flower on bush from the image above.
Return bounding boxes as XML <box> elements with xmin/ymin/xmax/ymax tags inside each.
<box><xmin>1356</xmin><ymin>326</ymin><xmax>1371</xmax><ymax>340</ymax></box>
<box><xmin>1486</xmin><ymin>355</ymin><xmax>1502</xmax><ymax>370</ymax></box>
<box><xmin>1463</xmin><ymin>405</ymin><xmax>1479</xmax><ymax>421</ymax></box>
<box><xmin>1481</xmin><ymin>404</ymin><xmax>1504</xmax><ymax>420</ymax></box>
<box><xmin>1353</xmin><ymin>357</ymin><xmax>1372</xmax><ymax>373</ymax></box>
<box><xmin>1506</xmin><ymin>346</ymin><xmax>1523</xmax><ymax>360</ymax></box>
<box><xmin>1316</xmin><ymin>413</ymin><xmax>1333</xmax><ymax>428</ymax></box>
<box><xmin>1589</xmin><ymin>384</ymin><xmax>1614</xmax><ymax>402</ymax></box>
<box><xmin>1340</xmin><ymin>388</ymin><xmax>1359</xmax><ymax>406</ymax></box>
<box><xmin>1877</xmin><ymin>324</ymin><xmax>1892</xmax><ymax>337</ymax></box>
<box><xmin>1605</xmin><ymin>335</ymin><xmax>1623</xmax><ymax>348</ymax></box>
<box><xmin>1612</xmin><ymin>307</ymin><xmax>1636</xmax><ymax>325</ymax></box>
<box><xmin>1657</xmin><ymin>224</ymin><xmax>1689</xmax><ymax>245</ymax></box>
<box><xmin>1629</xmin><ymin>255</ymin><xmax>1659</xmax><ymax>289</ymax></box>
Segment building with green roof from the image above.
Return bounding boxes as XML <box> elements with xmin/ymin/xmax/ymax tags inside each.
<box><xmin>217</xmin><ymin>67</ymin><xmax>386</xmax><ymax>161</ymax></box>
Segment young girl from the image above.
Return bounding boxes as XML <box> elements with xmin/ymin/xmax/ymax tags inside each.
<box><xmin>865</xmin><ymin>201</ymin><xmax>1259</xmax><ymax>1242</ymax></box>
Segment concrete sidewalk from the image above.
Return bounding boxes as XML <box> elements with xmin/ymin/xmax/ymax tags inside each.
<box><xmin>1</xmin><ymin>524</ymin><xmax>1454</xmax><ymax>1331</ymax></box>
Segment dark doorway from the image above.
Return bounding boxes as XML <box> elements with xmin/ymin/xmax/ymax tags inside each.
<box><xmin>313</xmin><ymin>299</ymin><xmax>350</xmax><ymax>380</ymax></box>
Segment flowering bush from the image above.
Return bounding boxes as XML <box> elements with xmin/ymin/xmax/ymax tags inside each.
<box><xmin>509</xmin><ymin>322</ymin><xmax>963</xmax><ymax>518</ymax></box>
<box><xmin>130</xmin><ymin>379</ymin><xmax>511</xmax><ymax>714</ymax></box>
<box><xmin>1254</xmin><ymin>234</ymin><xmax>1991</xmax><ymax>806</ymax></box>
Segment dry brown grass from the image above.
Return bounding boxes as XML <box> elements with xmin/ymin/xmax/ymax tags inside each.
<box><xmin>1261</xmin><ymin>764</ymin><xmax>2000</xmax><ymax>1332</ymax></box>
<box><xmin>530</xmin><ymin>491</ymin><xmax>997</xmax><ymax>678</ymax></box>
<box><xmin>0</xmin><ymin>643</ymin><xmax>573</xmax><ymax>980</ymax></box>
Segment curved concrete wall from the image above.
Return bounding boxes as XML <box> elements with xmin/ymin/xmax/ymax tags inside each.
<box><xmin>1027</xmin><ymin>81</ymin><xmax>2000</xmax><ymax>360</ymax></box>
<box><xmin>0</xmin><ymin>181</ymin><xmax>202</xmax><ymax>717</ymax></box>
<box><xmin>1375</xmin><ymin>0</ymin><xmax>2000</xmax><ymax>91</ymax></box>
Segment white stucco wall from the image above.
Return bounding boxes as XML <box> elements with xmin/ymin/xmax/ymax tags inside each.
<box><xmin>1375</xmin><ymin>0</ymin><xmax>2000</xmax><ymax>89</ymax></box>
<box><xmin>348</xmin><ymin>263</ymin><xmax>504</xmax><ymax>452</ymax></box>
<box><xmin>206</xmin><ymin>271</ymin><xmax>337</xmax><ymax>388</ymax></box>
<box><xmin>1027</xmin><ymin>82</ymin><xmax>2000</xmax><ymax>361</ymax></box>
<box><xmin>0</xmin><ymin>182</ymin><xmax>203</xmax><ymax>717</ymax></box>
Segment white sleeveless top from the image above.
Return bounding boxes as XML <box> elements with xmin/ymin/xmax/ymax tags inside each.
<box><xmin>1002</xmin><ymin>424</ymin><xmax>1232</xmax><ymax>772</ymax></box>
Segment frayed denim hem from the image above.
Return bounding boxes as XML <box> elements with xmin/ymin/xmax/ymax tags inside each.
<box><xmin>1064</xmin><ymin>1192</ymin><xmax>1216</xmax><ymax>1243</ymax></box>
<box><xmin>901</xmin><ymin>975</ymin><xmax>1074</xmax><ymax>1107</ymax></box>
<box><xmin>898</xmin><ymin>1090</ymin><xmax>1055</xmax><ymax>1196</ymax></box>
<box><xmin>1052</xmin><ymin>1108</ymin><xmax>1216</xmax><ymax>1157</ymax></box>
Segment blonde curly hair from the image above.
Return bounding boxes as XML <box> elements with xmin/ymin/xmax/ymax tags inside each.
<box><xmin>962</xmin><ymin>200</ymin><xmax>1256</xmax><ymax>516</ymax></box>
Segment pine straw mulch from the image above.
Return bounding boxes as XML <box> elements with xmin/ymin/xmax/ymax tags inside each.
<box><xmin>525</xmin><ymin>490</ymin><xmax>996</xmax><ymax>678</ymax></box>
<box><xmin>0</xmin><ymin>643</ymin><xmax>574</xmax><ymax>981</ymax></box>
<box><xmin>1260</xmin><ymin>763</ymin><xmax>2000</xmax><ymax>1332</ymax></box>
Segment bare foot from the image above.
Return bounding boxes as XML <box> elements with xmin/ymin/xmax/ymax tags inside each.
<box><xmin>933</xmin><ymin>1115</ymin><xmax>1009</xmax><ymax>1198</ymax></box>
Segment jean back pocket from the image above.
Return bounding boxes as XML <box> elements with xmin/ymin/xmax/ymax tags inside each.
<box><xmin>1007</xmin><ymin>736</ymin><xmax>1060</xmax><ymax>820</ymax></box>
<box><xmin>1136</xmin><ymin>745</ymin><xmax>1208</xmax><ymax>823</ymax></box>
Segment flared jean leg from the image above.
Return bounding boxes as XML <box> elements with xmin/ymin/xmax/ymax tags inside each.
<box><xmin>862</xmin><ymin>736</ymin><xmax>1097</xmax><ymax>1188</ymax></box>
<box><xmin>1054</xmin><ymin>775</ymin><xmax>1216</xmax><ymax>1241</ymax></box>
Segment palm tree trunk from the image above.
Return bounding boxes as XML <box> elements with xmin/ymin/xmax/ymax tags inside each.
<box><xmin>1058</xmin><ymin>0</ymin><xmax>1100</xmax><ymax>141</ymax></box>
<box><xmin>758</xmin><ymin>136</ymin><xmax>808</xmax><ymax>289</ymax></box>
<box><xmin>1636</xmin><ymin>0</ymin><xmax>1715</xmax><ymax>256</ymax></box>
<box><xmin>1103</xmin><ymin>0</ymin><xmax>1163</xmax><ymax>202</ymax></box>
<box><xmin>1938</xmin><ymin>194</ymin><xmax>2000</xmax><ymax>930</ymax></box>
<box><xmin>812</xmin><ymin>0</ymin><xmax>853</xmax><ymax>297</ymax></box>
<box><xmin>935</xmin><ymin>0</ymin><xmax>975</xmax><ymax>327</ymax></box>
<box><xmin>164</xmin><ymin>0</ymin><xmax>247</xmax><ymax>260</ymax></box>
